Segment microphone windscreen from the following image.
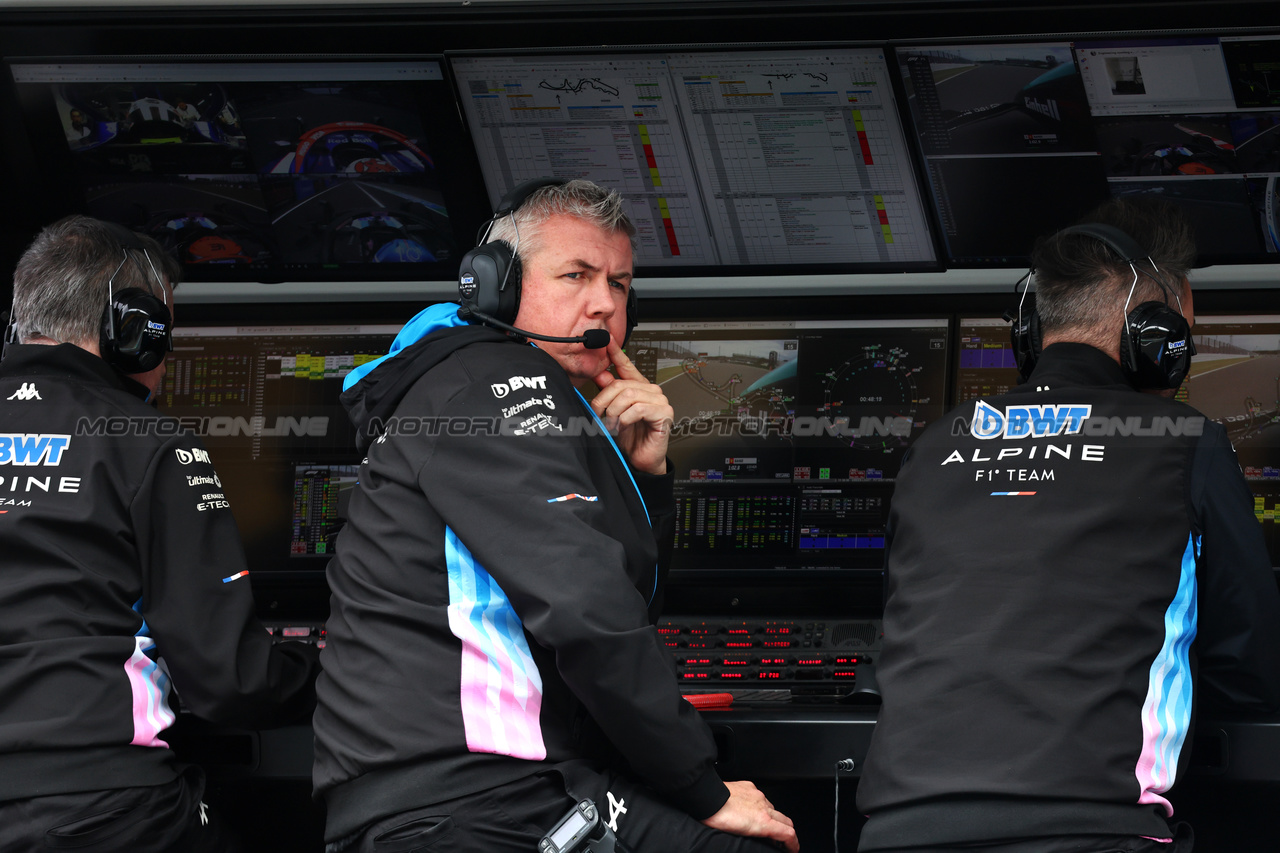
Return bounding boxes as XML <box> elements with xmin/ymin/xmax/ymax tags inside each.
<box><xmin>581</xmin><ymin>329</ymin><xmax>610</xmax><ymax>349</ymax></box>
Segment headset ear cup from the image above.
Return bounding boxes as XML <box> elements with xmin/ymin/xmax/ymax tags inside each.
<box><xmin>623</xmin><ymin>286</ymin><xmax>638</xmax><ymax>347</ymax></box>
<box><xmin>1010</xmin><ymin>303</ymin><xmax>1042</xmax><ymax>380</ymax></box>
<box><xmin>1119</xmin><ymin>310</ymin><xmax>1139</xmax><ymax>378</ymax></box>
<box><xmin>1121</xmin><ymin>301</ymin><xmax>1193</xmax><ymax>389</ymax></box>
<box><xmin>102</xmin><ymin>288</ymin><xmax>172</xmax><ymax>374</ymax></box>
<box><xmin>458</xmin><ymin>240</ymin><xmax>518</xmax><ymax>322</ymax></box>
<box><xmin>498</xmin><ymin>250</ymin><xmax>522</xmax><ymax>327</ymax></box>
<box><xmin>1028</xmin><ymin>312</ymin><xmax>1042</xmax><ymax>374</ymax></box>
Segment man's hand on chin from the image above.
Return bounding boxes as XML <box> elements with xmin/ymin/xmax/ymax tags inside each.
<box><xmin>590</xmin><ymin>341</ymin><xmax>673</xmax><ymax>475</ymax></box>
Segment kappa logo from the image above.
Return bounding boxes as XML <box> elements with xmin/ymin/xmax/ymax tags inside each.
<box><xmin>174</xmin><ymin>447</ymin><xmax>212</xmax><ymax>465</ymax></box>
<box><xmin>6</xmin><ymin>383</ymin><xmax>41</xmax><ymax>402</ymax></box>
<box><xmin>971</xmin><ymin>401</ymin><xmax>1091</xmax><ymax>441</ymax></box>
<box><xmin>491</xmin><ymin>375</ymin><xmax>548</xmax><ymax>399</ymax></box>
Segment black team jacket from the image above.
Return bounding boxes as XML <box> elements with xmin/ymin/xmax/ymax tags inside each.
<box><xmin>0</xmin><ymin>343</ymin><xmax>319</xmax><ymax>801</ymax></box>
<box><xmin>857</xmin><ymin>343</ymin><xmax>1280</xmax><ymax>849</ymax></box>
<box><xmin>312</xmin><ymin>304</ymin><xmax>725</xmax><ymax>842</ymax></box>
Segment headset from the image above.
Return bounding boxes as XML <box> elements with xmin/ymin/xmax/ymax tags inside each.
<box><xmin>457</xmin><ymin>177</ymin><xmax>638</xmax><ymax>349</ymax></box>
<box><xmin>99</xmin><ymin>221</ymin><xmax>173</xmax><ymax>374</ymax></box>
<box><xmin>3</xmin><ymin>221</ymin><xmax>172</xmax><ymax>372</ymax></box>
<box><xmin>1</xmin><ymin>308</ymin><xmax>15</xmax><ymax>361</ymax></box>
<box><xmin>1009</xmin><ymin>222</ymin><xmax>1195</xmax><ymax>390</ymax></box>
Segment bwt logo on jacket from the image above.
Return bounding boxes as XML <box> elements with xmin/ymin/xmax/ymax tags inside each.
<box><xmin>0</xmin><ymin>433</ymin><xmax>71</xmax><ymax>466</ymax></box>
<box><xmin>491</xmin><ymin>375</ymin><xmax>548</xmax><ymax>399</ymax></box>
<box><xmin>174</xmin><ymin>447</ymin><xmax>212</xmax><ymax>465</ymax></box>
<box><xmin>971</xmin><ymin>401</ymin><xmax>1092</xmax><ymax>441</ymax></box>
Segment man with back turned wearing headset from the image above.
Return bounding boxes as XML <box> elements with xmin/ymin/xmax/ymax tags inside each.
<box><xmin>312</xmin><ymin>178</ymin><xmax>799</xmax><ymax>853</ymax></box>
<box><xmin>0</xmin><ymin>215</ymin><xmax>320</xmax><ymax>852</ymax></box>
<box><xmin>856</xmin><ymin>198</ymin><xmax>1280</xmax><ymax>853</ymax></box>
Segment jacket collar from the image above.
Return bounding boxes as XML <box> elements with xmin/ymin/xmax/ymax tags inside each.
<box><xmin>1012</xmin><ymin>342</ymin><xmax>1135</xmax><ymax>395</ymax></box>
<box><xmin>0</xmin><ymin>343</ymin><xmax>152</xmax><ymax>401</ymax></box>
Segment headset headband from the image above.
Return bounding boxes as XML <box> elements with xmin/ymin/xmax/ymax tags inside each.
<box><xmin>1055</xmin><ymin>223</ymin><xmax>1150</xmax><ymax>266</ymax></box>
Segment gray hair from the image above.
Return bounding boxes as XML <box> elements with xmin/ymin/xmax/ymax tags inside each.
<box><xmin>11</xmin><ymin>215</ymin><xmax>181</xmax><ymax>345</ymax></box>
<box><xmin>1030</xmin><ymin>198</ymin><xmax>1196</xmax><ymax>344</ymax></box>
<box><xmin>485</xmin><ymin>179</ymin><xmax>637</xmax><ymax>262</ymax></box>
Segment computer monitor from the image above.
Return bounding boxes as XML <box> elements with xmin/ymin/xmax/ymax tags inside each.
<box><xmin>1076</xmin><ymin>36</ymin><xmax>1277</xmax><ymax>263</ymax></box>
<box><xmin>6</xmin><ymin>56</ymin><xmax>490</xmax><ymax>283</ymax></box>
<box><xmin>159</xmin><ymin>322</ymin><xmax>400</xmax><ymax>578</ymax></box>
<box><xmin>955</xmin><ymin>315</ymin><xmax>1021</xmax><ymax>404</ymax></box>
<box><xmin>896</xmin><ymin>35</ymin><xmax>1280</xmax><ymax>266</ymax></box>
<box><xmin>896</xmin><ymin>42</ymin><xmax>1110</xmax><ymax>265</ymax></box>
<box><xmin>449</xmin><ymin>46</ymin><xmax>940</xmax><ymax>274</ymax></box>
<box><xmin>1186</xmin><ymin>314</ymin><xmax>1280</xmax><ymax>566</ymax></box>
<box><xmin>626</xmin><ymin>317</ymin><xmax>950</xmax><ymax>577</ymax></box>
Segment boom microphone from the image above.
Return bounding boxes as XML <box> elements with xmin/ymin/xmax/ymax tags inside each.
<box><xmin>457</xmin><ymin>306</ymin><xmax>610</xmax><ymax>349</ymax></box>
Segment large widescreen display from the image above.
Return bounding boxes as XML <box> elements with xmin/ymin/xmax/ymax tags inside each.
<box><xmin>626</xmin><ymin>317</ymin><xmax>950</xmax><ymax>576</ymax></box>
<box><xmin>449</xmin><ymin>47</ymin><xmax>940</xmax><ymax>273</ymax></box>
<box><xmin>159</xmin><ymin>323</ymin><xmax>399</xmax><ymax>578</ymax></box>
<box><xmin>159</xmin><ymin>316</ymin><xmax>950</xmax><ymax>581</ymax></box>
<box><xmin>7</xmin><ymin>57</ymin><xmax>490</xmax><ymax>283</ymax></box>
<box><xmin>897</xmin><ymin>35</ymin><xmax>1280</xmax><ymax>266</ymax></box>
<box><xmin>1187</xmin><ymin>315</ymin><xmax>1280</xmax><ymax>565</ymax></box>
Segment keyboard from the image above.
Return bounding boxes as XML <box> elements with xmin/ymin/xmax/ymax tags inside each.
<box><xmin>659</xmin><ymin>617</ymin><xmax>882</xmax><ymax>699</ymax></box>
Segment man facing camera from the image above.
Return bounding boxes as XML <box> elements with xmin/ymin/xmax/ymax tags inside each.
<box><xmin>313</xmin><ymin>179</ymin><xmax>799</xmax><ymax>852</ymax></box>
<box><xmin>0</xmin><ymin>216</ymin><xmax>320</xmax><ymax>853</ymax></box>
<box><xmin>857</xmin><ymin>198</ymin><xmax>1280</xmax><ymax>853</ymax></box>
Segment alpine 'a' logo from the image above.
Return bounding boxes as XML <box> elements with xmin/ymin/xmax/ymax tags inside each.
<box><xmin>606</xmin><ymin>791</ymin><xmax>628</xmax><ymax>832</ymax></box>
<box><xmin>6</xmin><ymin>383</ymin><xmax>40</xmax><ymax>401</ymax></box>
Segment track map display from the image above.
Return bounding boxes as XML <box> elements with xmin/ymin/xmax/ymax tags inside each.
<box><xmin>628</xmin><ymin>319</ymin><xmax>949</xmax><ymax>485</ymax></box>
<box><xmin>1187</xmin><ymin>316</ymin><xmax>1280</xmax><ymax>566</ymax></box>
<box><xmin>1188</xmin><ymin>317</ymin><xmax>1280</xmax><ymax>463</ymax></box>
<box><xmin>630</xmin><ymin>319</ymin><xmax>947</xmax><ymax>572</ymax></box>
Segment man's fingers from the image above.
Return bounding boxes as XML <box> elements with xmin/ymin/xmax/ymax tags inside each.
<box><xmin>591</xmin><ymin>368</ymin><xmax>615</xmax><ymax>390</ymax></box>
<box><xmin>613</xmin><ymin>401</ymin><xmax>673</xmax><ymax>432</ymax></box>
<box><xmin>591</xmin><ymin>379</ymin><xmax>666</xmax><ymax>417</ymax></box>
<box><xmin>608</xmin><ymin>341</ymin><xmax>646</xmax><ymax>382</ymax></box>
